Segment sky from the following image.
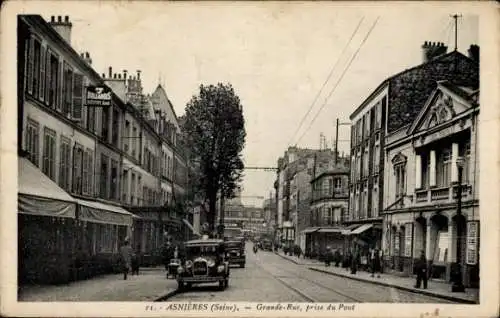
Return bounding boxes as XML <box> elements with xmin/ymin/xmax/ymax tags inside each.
<box><xmin>19</xmin><ymin>2</ymin><xmax>478</xmax><ymax>207</ymax></box>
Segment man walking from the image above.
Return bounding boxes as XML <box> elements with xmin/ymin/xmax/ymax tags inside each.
<box><xmin>119</xmin><ymin>238</ymin><xmax>133</xmax><ymax>280</ymax></box>
<box><xmin>414</xmin><ymin>250</ymin><xmax>428</xmax><ymax>289</ymax></box>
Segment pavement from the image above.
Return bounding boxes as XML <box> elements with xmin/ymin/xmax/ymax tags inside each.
<box><xmin>274</xmin><ymin>251</ymin><xmax>479</xmax><ymax>304</ymax></box>
<box><xmin>18</xmin><ymin>268</ymin><xmax>177</xmax><ymax>302</ymax></box>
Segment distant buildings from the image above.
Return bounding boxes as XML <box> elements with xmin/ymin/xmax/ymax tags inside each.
<box><xmin>17</xmin><ymin>15</ymin><xmax>192</xmax><ymax>285</ymax></box>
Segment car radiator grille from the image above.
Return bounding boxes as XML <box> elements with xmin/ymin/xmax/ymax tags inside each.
<box><xmin>193</xmin><ymin>260</ymin><xmax>208</xmax><ymax>275</ymax></box>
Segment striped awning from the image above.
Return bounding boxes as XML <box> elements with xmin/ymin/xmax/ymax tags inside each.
<box><xmin>301</xmin><ymin>227</ymin><xmax>320</xmax><ymax>234</ymax></box>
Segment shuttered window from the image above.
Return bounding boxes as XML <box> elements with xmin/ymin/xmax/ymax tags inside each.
<box><xmin>72</xmin><ymin>73</ymin><xmax>83</xmax><ymax>120</ymax></box>
<box><xmin>59</xmin><ymin>136</ymin><xmax>71</xmax><ymax>191</ymax></box>
<box><xmin>72</xmin><ymin>145</ymin><xmax>83</xmax><ymax>194</ymax></box>
<box><xmin>39</xmin><ymin>45</ymin><xmax>46</xmax><ymax>101</ymax></box>
<box><xmin>42</xmin><ymin>127</ymin><xmax>56</xmax><ymax>181</ymax></box>
<box><xmin>62</xmin><ymin>62</ymin><xmax>73</xmax><ymax>117</ymax></box>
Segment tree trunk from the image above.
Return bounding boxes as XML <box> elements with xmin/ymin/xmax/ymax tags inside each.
<box><xmin>207</xmin><ymin>191</ymin><xmax>217</xmax><ymax>232</ymax></box>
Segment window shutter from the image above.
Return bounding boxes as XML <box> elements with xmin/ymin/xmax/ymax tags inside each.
<box><xmin>72</xmin><ymin>73</ymin><xmax>83</xmax><ymax>120</ymax></box>
<box><xmin>56</xmin><ymin>60</ymin><xmax>63</xmax><ymax>111</ymax></box>
<box><xmin>39</xmin><ymin>45</ymin><xmax>45</xmax><ymax>101</ymax></box>
<box><xmin>27</xmin><ymin>37</ymin><xmax>34</xmax><ymax>95</ymax></box>
<box><xmin>45</xmin><ymin>49</ymin><xmax>51</xmax><ymax>106</ymax></box>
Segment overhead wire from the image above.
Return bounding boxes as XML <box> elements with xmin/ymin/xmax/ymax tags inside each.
<box><xmin>287</xmin><ymin>16</ymin><xmax>366</xmax><ymax>147</ymax></box>
<box><xmin>294</xmin><ymin>16</ymin><xmax>380</xmax><ymax>146</ymax></box>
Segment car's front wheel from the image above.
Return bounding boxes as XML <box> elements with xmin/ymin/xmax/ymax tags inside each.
<box><xmin>219</xmin><ymin>280</ymin><xmax>226</xmax><ymax>290</ymax></box>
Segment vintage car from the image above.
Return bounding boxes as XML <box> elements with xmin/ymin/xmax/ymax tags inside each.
<box><xmin>261</xmin><ymin>239</ymin><xmax>273</xmax><ymax>251</ymax></box>
<box><xmin>224</xmin><ymin>238</ymin><xmax>246</xmax><ymax>268</ymax></box>
<box><xmin>176</xmin><ymin>236</ymin><xmax>230</xmax><ymax>290</ymax></box>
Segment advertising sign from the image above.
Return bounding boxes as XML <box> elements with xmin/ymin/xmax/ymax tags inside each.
<box><xmin>466</xmin><ymin>221</ymin><xmax>479</xmax><ymax>265</ymax></box>
<box><xmin>86</xmin><ymin>86</ymin><xmax>112</xmax><ymax>107</ymax></box>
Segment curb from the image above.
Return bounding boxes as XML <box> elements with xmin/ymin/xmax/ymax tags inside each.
<box><xmin>274</xmin><ymin>252</ymin><xmax>320</xmax><ymax>266</ymax></box>
<box><xmin>154</xmin><ymin>288</ymin><xmax>179</xmax><ymax>302</ymax></box>
<box><xmin>308</xmin><ymin>267</ymin><xmax>478</xmax><ymax>304</ymax></box>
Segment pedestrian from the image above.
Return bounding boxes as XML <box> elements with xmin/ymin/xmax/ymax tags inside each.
<box><xmin>350</xmin><ymin>247</ymin><xmax>359</xmax><ymax>274</ymax></box>
<box><xmin>161</xmin><ymin>241</ymin><xmax>172</xmax><ymax>277</ymax></box>
<box><xmin>371</xmin><ymin>247</ymin><xmax>381</xmax><ymax>278</ymax></box>
<box><xmin>131</xmin><ymin>245</ymin><xmax>140</xmax><ymax>275</ymax></box>
<box><xmin>334</xmin><ymin>249</ymin><xmax>341</xmax><ymax>267</ymax></box>
<box><xmin>119</xmin><ymin>237</ymin><xmax>133</xmax><ymax>280</ymax></box>
<box><xmin>414</xmin><ymin>250</ymin><xmax>428</xmax><ymax>289</ymax></box>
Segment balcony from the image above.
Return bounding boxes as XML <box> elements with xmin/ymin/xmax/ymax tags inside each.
<box><xmin>413</xmin><ymin>184</ymin><xmax>473</xmax><ymax>205</ymax></box>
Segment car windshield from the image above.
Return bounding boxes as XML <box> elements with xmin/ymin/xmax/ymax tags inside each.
<box><xmin>226</xmin><ymin>241</ymin><xmax>242</xmax><ymax>249</ymax></box>
<box><xmin>186</xmin><ymin>245</ymin><xmax>222</xmax><ymax>257</ymax></box>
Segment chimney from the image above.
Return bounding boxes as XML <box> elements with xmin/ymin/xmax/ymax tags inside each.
<box><xmin>108</xmin><ymin>67</ymin><xmax>112</xmax><ymax>78</ymax></box>
<box><xmin>82</xmin><ymin>51</ymin><xmax>92</xmax><ymax>65</ymax></box>
<box><xmin>421</xmin><ymin>41</ymin><xmax>448</xmax><ymax>63</ymax></box>
<box><xmin>49</xmin><ymin>15</ymin><xmax>72</xmax><ymax>44</ymax></box>
<box><xmin>468</xmin><ymin>44</ymin><xmax>479</xmax><ymax>62</ymax></box>
<box><xmin>113</xmin><ymin>73</ymin><xmax>117</xmax><ymax>79</ymax></box>
<box><xmin>123</xmin><ymin>70</ymin><xmax>128</xmax><ymax>80</ymax></box>
<box><xmin>137</xmin><ymin>70</ymin><xmax>141</xmax><ymax>80</ymax></box>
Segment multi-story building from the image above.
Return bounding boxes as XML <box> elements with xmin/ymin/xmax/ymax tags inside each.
<box><xmin>17</xmin><ymin>15</ymin><xmax>192</xmax><ymax>284</ymax></box>
<box><xmin>17</xmin><ymin>15</ymin><xmax>136</xmax><ymax>284</ymax></box>
<box><xmin>382</xmin><ymin>77</ymin><xmax>479</xmax><ymax>287</ymax></box>
<box><xmin>274</xmin><ymin>147</ymin><xmax>338</xmax><ymax>248</ymax></box>
<box><xmin>306</xmin><ymin>165</ymin><xmax>349</xmax><ymax>258</ymax></box>
<box><xmin>262</xmin><ymin>196</ymin><xmax>276</xmax><ymax>236</ymax></box>
<box><xmin>347</xmin><ymin>42</ymin><xmax>479</xmax><ymax>265</ymax></box>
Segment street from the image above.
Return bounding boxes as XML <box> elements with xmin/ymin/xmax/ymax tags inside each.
<box><xmin>166</xmin><ymin>243</ymin><xmax>454</xmax><ymax>303</ymax></box>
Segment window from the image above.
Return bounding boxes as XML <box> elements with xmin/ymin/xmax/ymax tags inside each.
<box><xmin>131</xmin><ymin>173</ymin><xmax>136</xmax><ymax>205</ymax></box>
<box><xmin>87</xmin><ymin>106</ymin><xmax>96</xmax><ymax>133</ymax></box>
<box><xmin>394</xmin><ymin>164</ymin><xmax>406</xmax><ymax>199</ymax></box>
<box><xmin>111</xmin><ymin>159</ymin><xmax>118</xmax><ymax>200</ymax></box>
<box><xmin>27</xmin><ymin>37</ymin><xmax>42</xmax><ymax>97</ymax></box>
<box><xmin>62</xmin><ymin>62</ymin><xmax>73</xmax><ymax>117</ymax></box>
<box><xmin>460</xmin><ymin>142</ymin><xmax>471</xmax><ymax>184</ymax></box>
<box><xmin>437</xmin><ymin>148</ymin><xmax>451</xmax><ymax>186</ymax></box>
<box><xmin>122</xmin><ymin>170</ymin><xmax>128</xmax><ymax>202</ymax></box>
<box><xmin>334</xmin><ymin>177</ymin><xmax>342</xmax><ymax>190</ymax></box>
<box><xmin>132</xmin><ymin>126</ymin><xmax>137</xmax><ymax>157</ymax></box>
<box><xmin>421</xmin><ymin>154</ymin><xmax>429</xmax><ymax>188</ymax></box>
<box><xmin>82</xmin><ymin>149</ymin><xmax>93</xmax><ymax>196</ymax></box>
<box><xmin>124</xmin><ymin>120</ymin><xmax>130</xmax><ymax>152</ymax></box>
<box><xmin>42</xmin><ymin>127</ymin><xmax>56</xmax><ymax>181</ymax></box>
<box><xmin>72</xmin><ymin>145</ymin><xmax>83</xmax><ymax>194</ymax></box>
<box><xmin>26</xmin><ymin>119</ymin><xmax>40</xmax><ymax>166</ymax></box>
<box><xmin>372</xmin><ymin>188</ymin><xmax>379</xmax><ymax>217</ymax></box>
<box><xmin>373</xmin><ymin>145</ymin><xmax>380</xmax><ymax>173</ymax></box>
<box><xmin>72</xmin><ymin>73</ymin><xmax>84</xmax><ymax>120</ymax></box>
<box><xmin>100</xmin><ymin>154</ymin><xmax>109</xmax><ymax>199</ymax></box>
<box><xmin>112</xmin><ymin>108</ymin><xmax>119</xmax><ymax>146</ymax></box>
<box><xmin>59</xmin><ymin>136</ymin><xmax>71</xmax><ymax>191</ymax></box>
<box><xmin>46</xmin><ymin>52</ymin><xmax>60</xmax><ymax>108</ymax></box>
<box><xmin>101</xmin><ymin>107</ymin><xmax>110</xmax><ymax>141</ymax></box>
<box><xmin>143</xmin><ymin>186</ymin><xmax>148</xmax><ymax>205</ymax></box>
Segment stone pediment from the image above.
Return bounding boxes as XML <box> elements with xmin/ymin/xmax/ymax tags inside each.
<box><xmin>407</xmin><ymin>82</ymin><xmax>475</xmax><ymax>135</ymax></box>
<box><xmin>391</xmin><ymin>152</ymin><xmax>407</xmax><ymax>166</ymax></box>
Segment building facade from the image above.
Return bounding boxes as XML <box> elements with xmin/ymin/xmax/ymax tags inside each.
<box><xmin>17</xmin><ymin>15</ymin><xmax>191</xmax><ymax>284</ymax></box>
<box><xmin>382</xmin><ymin>80</ymin><xmax>479</xmax><ymax>288</ymax></box>
<box><xmin>347</xmin><ymin>43</ymin><xmax>479</xmax><ymax>266</ymax></box>
<box><xmin>306</xmin><ymin>167</ymin><xmax>349</xmax><ymax>258</ymax></box>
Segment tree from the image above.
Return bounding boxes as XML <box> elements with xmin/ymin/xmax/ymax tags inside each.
<box><xmin>181</xmin><ymin>83</ymin><xmax>246</xmax><ymax>232</ymax></box>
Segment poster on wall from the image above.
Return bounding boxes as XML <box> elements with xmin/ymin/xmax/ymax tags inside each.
<box><xmin>404</xmin><ymin>223</ymin><xmax>413</xmax><ymax>257</ymax></box>
<box><xmin>466</xmin><ymin>221</ymin><xmax>479</xmax><ymax>265</ymax></box>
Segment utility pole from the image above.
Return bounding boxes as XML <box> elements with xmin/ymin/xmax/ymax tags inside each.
<box><xmin>451</xmin><ymin>14</ymin><xmax>462</xmax><ymax>51</ymax></box>
<box><xmin>335</xmin><ymin>118</ymin><xmax>339</xmax><ymax>165</ymax></box>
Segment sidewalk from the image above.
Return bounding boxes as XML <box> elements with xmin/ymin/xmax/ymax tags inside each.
<box><xmin>275</xmin><ymin>252</ymin><xmax>479</xmax><ymax>304</ymax></box>
<box><xmin>18</xmin><ymin>268</ymin><xmax>178</xmax><ymax>302</ymax></box>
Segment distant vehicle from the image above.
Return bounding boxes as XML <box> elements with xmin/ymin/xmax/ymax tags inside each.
<box><xmin>261</xmin><ymin>239</ymin><xmax>272</xmax><ymax>251</ymax></box>
<box><xmin>176</xmin><ymin>236</ymin><xmax>230</xmax><ymax>291</ymax></box>
<box><xmin>224</xmin><ymin>238</ymin><xmax>246</xmax><ymax>268</ymax></box>
<box><xmin>224</xmin><ymin>227</ymin><xmax>243</xmax><ymax>239</ymax></box>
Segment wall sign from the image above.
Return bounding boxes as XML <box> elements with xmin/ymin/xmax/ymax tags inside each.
<box><xmin>466</xmin><ymin>221</ymin><xmax>479</xmax><ymax>265</ymax></box>
<box><xmin>86</xmin><ymin>86</ymin><xmax>112</xmax><ymax>107</ymax></box>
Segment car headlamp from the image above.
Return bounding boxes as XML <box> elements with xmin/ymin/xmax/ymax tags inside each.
<box><xmin>177</xmin><ymin>266</ymin><xmax>184</xmax><ymax>274</ymax></box>
<box><xmin>217</xmin><ymin>265</ymin><xmax>225</xmax><ymax>273</ymax></box>
<box><xmin>186</xmin><ymin>260</ymin><xmax>193</xmax><ymax>268</ymax></box>
<box><xmin>207</xmin><ymin>260</ymin><xmax>215</xmax><ymax>267</ymax></box>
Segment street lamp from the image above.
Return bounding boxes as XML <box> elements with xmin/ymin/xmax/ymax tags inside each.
<box><xmin>451</xmin><ymin>156</ymin><xmax>465</xmax><ymax>292</ymax></box>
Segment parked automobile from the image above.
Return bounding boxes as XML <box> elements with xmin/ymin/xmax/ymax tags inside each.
<box><xmin>176</xmin><ymin>236</ymin><xmax>230</xmax><ymax>291</ymax></box>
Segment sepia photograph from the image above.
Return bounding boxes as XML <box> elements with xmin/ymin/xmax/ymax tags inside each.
<box><xmin>1</xmin><ymin>1</ymin><xmax>499</xmax><ymax>317</ymax></box>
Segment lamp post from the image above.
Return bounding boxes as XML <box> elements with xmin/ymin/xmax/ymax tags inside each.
<box><xmin>451</xmin><ymin>157</ymin><xmax>465</xmax><ymax>292</ymax></box>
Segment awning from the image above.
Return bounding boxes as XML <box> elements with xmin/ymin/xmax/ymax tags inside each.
<box><xmin>341</xmin><ymin>224</ymin><xmax>360</xmax><ymax>235</ymax></box>
<box><xmin>318</xmin><ymin>228</ymin><xmax>343</xmax><ymax>233</ymax></box>
<box><xmin>301</xmin><ymin>227</ymin><xmax>320</xmax><ymax>234</ymax></box>
<box><xmin>350</xmin><ymin>224</ymin><xmax>374</xmax><ymax>235</ymax></box>
<box><xmin>18</xmin><ymin>158</ymin><xmax>76</xmax><ymax>218</ymax></box>
<box><xmin>77</xmin><ymin>199</ymin><xmax>135</xmax><ymax>226</ymax></box>
<box><xmin>182</xmin><ymin>218</ymin><xmax>201</xmax><ymax>237</ymax></box>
